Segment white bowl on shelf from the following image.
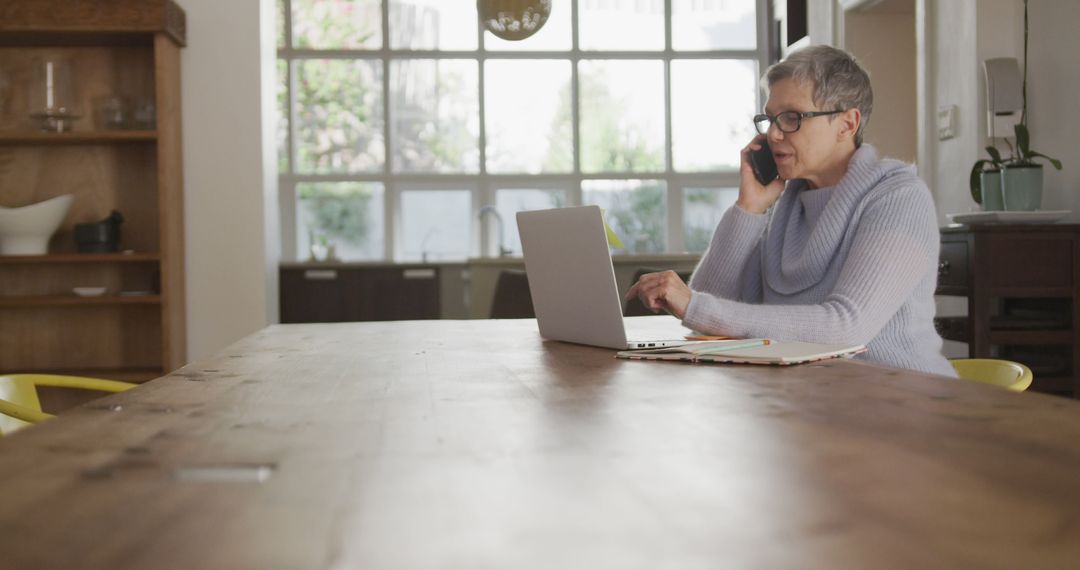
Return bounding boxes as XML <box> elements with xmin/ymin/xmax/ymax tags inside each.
<box><xmin>0</xmin><ymin>194</ymin><xmax>75</xmax><ymax>255</ymax></box>
<box><xmin>73</xmin><ymin>286</ymin><xmax>107</xmax><ymax>297</ymax></box>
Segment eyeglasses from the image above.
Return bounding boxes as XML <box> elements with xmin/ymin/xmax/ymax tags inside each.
<box><xmin>753</xmin><ymin>110</ymin><xmax>844</xmax><ymax>134</ymax></box>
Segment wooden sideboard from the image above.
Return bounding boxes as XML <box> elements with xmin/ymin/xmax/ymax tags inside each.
<box><xmin>279</xmin><ymin>264</ymin><xmax>441</xmax><ymax>323</ymax></box>
<box><xmin>937</xmin><ymin>224</ymin><xmax>1080</xmax><ymax>397</ymax></box>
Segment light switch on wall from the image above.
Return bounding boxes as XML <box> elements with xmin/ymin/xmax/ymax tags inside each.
<box><xmin>937</xmin><ymin>105</ymin><xmax>957</xmax><ymax>140</ymax></box>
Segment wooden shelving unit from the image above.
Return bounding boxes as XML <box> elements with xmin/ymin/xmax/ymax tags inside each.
<box><xmin>0</xmin><ymin>295</ymin><xmax>162</xmax><ymax>307</ymax></box>
<box><xmin>0</xmin><ymin>252</ymin><xmax>160</xmax><ymax>264</ymax></box>
<box><xmin>0</xmin><ymin>0</ymin><xmax>186</xmax><ymax>385</ymax></box>
<box><xmin>0</xmin><ymin>130</ymin><xmax>157</xmax><ymax>145</ymax></box>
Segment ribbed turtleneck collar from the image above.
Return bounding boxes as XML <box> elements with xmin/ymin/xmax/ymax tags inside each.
<box><xmin>761</xmin><ymin>144</ymin><xmax>915</xmax><ymax>295</ymax></box>
<box><xmin>798</xmin><ymin>187</ymin><xmax>834</xmax><ymax>229</ymax></box>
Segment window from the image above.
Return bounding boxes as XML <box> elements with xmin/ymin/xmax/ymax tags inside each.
<box><xmin>278</xmin><ymin>0</ymin><xmax>766</xmax><ymax>260</ymax></box>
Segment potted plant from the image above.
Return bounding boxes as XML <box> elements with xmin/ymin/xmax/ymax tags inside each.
<box><xmin>969</xmin><ymin>0</ymin><xmax>1063</xmax><ymax>211</ymax></box>
<box><xmin>969</xmin><ymin>145</ymin><xmax>1006</xmax><ymax>211</ymax></box>
<box><xmin>1000</xmin><ymin>122</ymin><xmax>1062</xmax><ymax>210</ymax></box>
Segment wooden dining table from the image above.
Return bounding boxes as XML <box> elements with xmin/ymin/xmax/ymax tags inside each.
<box><xmin>1</xmin><ymin>317</ymin><xmax>1079</xmax><ymax>569</ymax></box>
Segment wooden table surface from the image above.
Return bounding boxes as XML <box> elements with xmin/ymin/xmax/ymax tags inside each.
<box><xmin>2</xmin><ymin>318</ymin><xmax>1079</xmax><ymax>569</ymax></box>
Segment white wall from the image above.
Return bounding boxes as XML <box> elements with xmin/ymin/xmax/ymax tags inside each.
<box><xmin>924</xmin><ymin>0</ymin><xmax>980</xmax><ymax>220</ymax></box>
<box><xmin>182</xmin><ymin>0</ymin><xmax>279</xmax><ymax>362</ymax></box>
<box><xmin>1026</xmin><ymin>0</ymin><xmax>1080</xmax><ymax>214</ymax></box>
<box><xmin>843</xmin><ymin>7</ymin><xmax>917</xmax><ymax>163</ymax></box>
<box><xmin>924</xmin><ymin>0</ymin><xmax>1077</xmax><ymax>223</ymax></box>
<box><xmin>822</xmin><ymin>0</ymin><xmax>1075</xmax><ymax>224</ymax></box>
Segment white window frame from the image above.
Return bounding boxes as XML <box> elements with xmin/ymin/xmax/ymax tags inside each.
<box><xmin>278</xmin><ymin>0</ymin><xmax>772</xmax><ymax>261</ymax></box>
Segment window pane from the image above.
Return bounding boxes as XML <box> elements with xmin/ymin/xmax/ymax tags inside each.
<box><xmin>494</xmin><ymin>188</ymin><xmax>568</xmax><ymax>254</ymax></box>
<box><xmin>277</xmin><ymin>59</ymin><xmax>289</xmax><ymax>174</ymax></box>
<box><xmin>401</xmin><ymin>190</ymin><xmax>472</xmax><ymax>260</ymax></box>
<box><xmin>485</xmin><ymin>60</ymin><xmax>572</xmax><ymax>174</ymax></box>
<box><xmin>295</xmin><ymin>59</ymin><xmax>384</xmax><ymax>174</ymax></box>
<box><xmin>582</xmin><ymin>180</ymin><xmax>666</xmax><ymax>254</ymax></box>
<box><xmin>683</xmin><ymin>187</ymin><xmax>737</xmax><ymax>253</ymax></box>
<box><xmin>390</xmin><ymin>60</ymin><xmax>479</xmax><ymax>173</ymax></box>
<box><xmin>278</xmin><ymin>0</ymin><xmax>287</xmax><ymax>48</ymax></box>
<box><xmin>579</xmin><ymin>60</ymin><xmax>665</xmax><ymax>173</ymax></box>
<box><xmin>672</xmin><ymin>0</ymin><xmax>757</xmax><ymax>50</ymax></box>
<box><xmin>292</xmin><ymin>0</ymin><xmax>382</xmax><ymax>49</ymax></box>
<box><xmin>390</xmin><ymin>0</ymin><xmax>477</xmax><ymax>50</ymax></box>
<box><xmin>484</xmin><ymin>1</ymin><xmax>571</xmax><ymax>51</ymax></box>
<box><xmin>671</xmin><ymin>59</ymin><xmax>758</xmax><ymax>171</ymax></box>
<box><xmin>579</xmin><ymin>0</ymin><xmax>664</xmax><ymax>51</ymax></box>
<box><xmin>297</xmin><ymin>182</ymin><xmax>385</xmax><ymax>260</ymax></box>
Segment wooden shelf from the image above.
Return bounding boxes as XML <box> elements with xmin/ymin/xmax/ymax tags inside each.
<box><xmin>0</xmin><ymin>130</ymin><xmax>157</xmax><ymax>145</ymax></box>
<box><xmin>0</xmin><ymin>295</ymin><xmax>161</xmax><ymax>307</ymax></box>
<box><xmin>0</xmin><ymin>252</ymin><xmax>160</xmax><ymax>264</ymax></box>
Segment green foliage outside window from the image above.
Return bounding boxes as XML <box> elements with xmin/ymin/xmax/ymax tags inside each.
<box><xmin>543</xmin><ymin>70</ymin><xmax>664</xmax><ymax>174</ymax></box>
<box><xmin>684</xmin><ymin>189</ymin><xmax>724</xmax><ymax>253</ymax></box>
<box><xmin>578</xmin><ymin>73</ymin><xmax>665</xmax><ymax>174</ymax></box>
<box><xmin>600</xmin><ymin>183</ymin><xmax>666</xmax><ymax>254</ymax></box>
<box><xmin>291</xmin><ymin>0</ymin><xmax>381</xmax><ymax>49</ymax></box>
<box><xmin>298</xmin><ymin>183</ymin><xmax>377</xmax><ymax>248</ymax></box>
<box><xmin>278</xmin><ymin>1</ymin><xmax>747</xmax><ymax>258</ymax></box>
<box><xmin>295</xmin><ymin>59</ymin><xmax>383</xmax><ymax>173</ymax></box>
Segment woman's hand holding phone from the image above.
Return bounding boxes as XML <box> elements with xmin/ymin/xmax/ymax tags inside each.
<box><xmin>737</xmin><ymin>135</ymin><xmax>786</xmax><ymax>214</ymax></box>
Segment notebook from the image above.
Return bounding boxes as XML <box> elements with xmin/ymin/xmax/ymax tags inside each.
<box><xmin>516</xmin><ymin>206</ymin><xmax>690</xmax><ymax>350</ymax></box>
<box><xmin>616</xmin><ymin>340</ymin><xmax>866</xmax><ymax>365</ymax></box>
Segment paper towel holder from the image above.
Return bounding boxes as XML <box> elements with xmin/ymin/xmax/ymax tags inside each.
<box><xmin>983</xmin><ymin>57</ymin><xmax>1023</xmax><ymax>139</ymax></box>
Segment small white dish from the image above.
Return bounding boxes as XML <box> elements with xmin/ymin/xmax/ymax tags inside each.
<box><xmin>73</xmin><ymin>286</ymin><xmax>107</xmax><ymax>297</ymax></box>
<box><xmin>947</xmin><ymin>210</ymin><xmax>1071</xmax><ymax>225</ymax></box>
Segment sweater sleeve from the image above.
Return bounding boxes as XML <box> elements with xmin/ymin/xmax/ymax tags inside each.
<box><xmin>682</xmin><ymin>184</ymin><xmax>938</xmax><ymax>345</ymax></box>
<box><xmin>689</xmin><ymin>204</ymin><xmax>769</xmax><ymax>302</ymax></box>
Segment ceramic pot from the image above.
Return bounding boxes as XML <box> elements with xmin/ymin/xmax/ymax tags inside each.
<box><xmin>1001</xmin><ymin>164</ymin><xmax>1043</xmax><ymax>211</ymax></box>
<box><xmin>0</xmin><ymin>194</ymin><xmax>74</xmax><ymax>255</ymax></box>
<box><xmin>74</xmin><ymin>210</ymin><xmax>123</xmax><ymax>253</ymax></box>
<box><xmin>980</xmin><ymin>169</ymin><xmax>1004</xmax><ymax>211</ymax></box>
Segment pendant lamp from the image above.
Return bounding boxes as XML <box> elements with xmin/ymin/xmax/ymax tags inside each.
<box><xmin>478</xmin><ymin>0</ymin><xmax>552</xmax><ymax>41</ymax></box>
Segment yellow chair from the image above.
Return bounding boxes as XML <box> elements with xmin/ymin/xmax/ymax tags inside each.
<box><xmin>951</xmin><ymin>359</ymin><xmax>1033</xmax><ymax>392</ymax></box>
<box><xmin>0</xmin><ymin>374</ymin><xmax>137</xmax><ymax>436</ymax></box>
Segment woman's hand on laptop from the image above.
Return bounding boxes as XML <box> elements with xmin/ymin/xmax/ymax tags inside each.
<box><xmin>625</xmin><ymin>271</ymin><xmax>691</xmax><ymax>319</ymax></box>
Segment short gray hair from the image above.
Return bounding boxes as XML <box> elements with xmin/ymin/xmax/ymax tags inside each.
<box><xmin>763</xmin><ymin>45</ymin><xmax>874</xmax><ymax>147</ymax></box>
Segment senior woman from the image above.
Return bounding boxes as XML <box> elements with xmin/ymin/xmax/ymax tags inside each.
<box><xmin>626</xmin><ymin>45</ymin><xmax>954</xmax><ymax>376</ymax></box>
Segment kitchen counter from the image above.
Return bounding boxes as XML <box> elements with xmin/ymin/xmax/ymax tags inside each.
<box><xmin>279</xmin><ymin>254</ymin><xmax>703</xmax><ymax>320</ymax></box>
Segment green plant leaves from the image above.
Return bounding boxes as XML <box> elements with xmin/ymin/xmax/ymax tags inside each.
<box><xmin>1007</xmin><ymin>123</ymin><xmax>1063</xmax><ymax>169</ymax></box>
<box><xmin>969</xmin><ymin>159</ymin><xmax>993</xmax><ymax>204</ymax></box>
<box><xmin>1029</xmin><ymin>151</ymin><xmax>1063</xmax><ymax>170</ymax></box>
<box><xmin>1015</xmin><ymin>123</ymin><xmax>1031</xmax><ymax>158</ymax></box>
<box><xmin>985</xmin><ymin>145</ymin><xmax>1003</xmax><ymax>164</ymax></box>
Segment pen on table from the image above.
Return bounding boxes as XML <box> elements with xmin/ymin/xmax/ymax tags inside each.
<box><xmin>694</xmin><ymin>339</ymin><xmax>771</xmax><ymax>355</ymax></box>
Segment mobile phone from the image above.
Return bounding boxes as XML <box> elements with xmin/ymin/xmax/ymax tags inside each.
<box><xmin>749</xmin><ymin>139</ymin><xmax>779</xmax><ymax>185</ymax></box>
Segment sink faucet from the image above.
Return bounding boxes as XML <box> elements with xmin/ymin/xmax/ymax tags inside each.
<box><xmin>420</xmin><ymin>228</ymin><xmax>441</xmax><ymax>263</ymax></box>
<box><xmin>478</xmin><ymin>205</ymin><xmax>511</xmax><ymax>257</ymax></box>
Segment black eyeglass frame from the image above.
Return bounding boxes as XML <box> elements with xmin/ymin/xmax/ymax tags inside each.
<box><xmin>753</xmin><ymin>110</ymin><xmax>844</xmax><ymax>134</ymax></box>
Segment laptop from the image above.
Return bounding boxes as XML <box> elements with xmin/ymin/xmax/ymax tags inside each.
<box><xmin>516</xmin><ymin>205</ymin><xmax>691</xmax><ymax>350</ymax></box>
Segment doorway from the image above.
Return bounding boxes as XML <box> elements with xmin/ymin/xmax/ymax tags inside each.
<box><xmin>841</xmin><ymin>0</ymin><xmax>917</xmax><ymax>164</ymax></box>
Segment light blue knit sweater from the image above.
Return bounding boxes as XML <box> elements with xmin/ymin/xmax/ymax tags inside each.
<box><xmin>683</xmin><ymin>144</ymin><xmax>956</xmax><ymax>377</ymax></box>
